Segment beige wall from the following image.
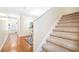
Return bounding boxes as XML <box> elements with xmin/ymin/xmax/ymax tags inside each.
<box><xmin>62</xmin><ymin>7</ymin><xmax>79</xmax><ymax>15</ymax></box>
<box><xmin>33</xmin><ymin>7</ymin><xmax>79</xmax><ymax>51</ymax></box>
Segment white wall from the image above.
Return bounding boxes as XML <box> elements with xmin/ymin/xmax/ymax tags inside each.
<box><xmin>0</xmin><ymin>17</ymin><xmax>20</xmax><ymax>49</ymax></box>
<box><xmin>0</xmin><ymin>19</ymin><xmax>8</xmax><ymax>47</ymax></box>
<box><xmin>33</xmin><ymin>7</ymin><xmax>79</xmax><ymax>51</ymax></box>
<box><xmin>19</xmin><ymin>16</ymin><xmax>36</xmax><ymax>36</ymax></box>
<box><xmin>33</xmin><ymin>8</ymin><xmax>64</xmax><ymax>51</ymax></box>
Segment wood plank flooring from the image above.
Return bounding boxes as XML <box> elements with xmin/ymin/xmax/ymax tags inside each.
<box><xmin>0</xmin><ymin>33</ymin><xmax>33</xmax><ymax>52</ymax></box>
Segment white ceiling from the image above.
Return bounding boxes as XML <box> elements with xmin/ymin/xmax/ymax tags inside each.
<box><xmin>0</xmin><ymin>7</ymin><xmax>50</xmax><ymax>17</ymax></box>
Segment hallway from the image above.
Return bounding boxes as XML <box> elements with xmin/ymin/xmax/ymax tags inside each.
<box><xmin>0</xmin><ymin>33</ymin><xmax>33</xmax><ymax>52</ymax></box>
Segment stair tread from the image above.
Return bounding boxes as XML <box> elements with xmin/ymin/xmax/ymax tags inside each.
<box><xmin>59</xmin><ymin>20</ymin><xmax>79</xmax><ymax>23</ymax></box>
<box><xmin>50</xmin><ymin>32</ymin><xmax>79</xmax><ymax>41</ymax></box>
<box><xmin>61</xmin><ymin>17</ymin><xmax>79</xmax><ymax>21</ymax></box>
<box><xmin>56</xmin><ymin>26</ymin><xmax>79</xmax><ymax>27</ymax></box>
<box><xmin>43</xmin><ymin>42</ymin><xmax>71</xmax><ymax>52</ymax></box>
<box><xmin>54</xmin><ymin>27</ymin><xmax>79</xmax><ymax>33</ymax></box>
<box><xmin>47</xmin><ymin>36</ymin><xmax>79</xmax><ymax>51</ymax></box>
<box><xmin>57</xmin><ymin>22</ymin><xmax>79</xmax><ymax>27</ymax></box>
<box><xmin>61</xmin><ymin>12</ymin><xmax>79</xmax><ymax>20</ymax></box>
<box><xmin>62</xmin><ymin>12</ymin><xmax>79</xmax><ymax>18</ymax></box>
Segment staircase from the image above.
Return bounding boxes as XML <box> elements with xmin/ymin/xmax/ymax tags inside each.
<box><xmin>42</xmin><ymin>12</ymin><xmax>79</xmax><ymax>52</ymax></box>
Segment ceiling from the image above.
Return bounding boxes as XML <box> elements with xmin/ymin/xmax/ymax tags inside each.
<box><xmin>0</xmin><ymin>7</ymin><xmax>50</xmax><ymax>17</ymax></box>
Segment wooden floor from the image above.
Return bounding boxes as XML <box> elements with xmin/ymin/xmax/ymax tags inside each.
<box><xmin>0</xmin><ymin>33</ymin><xmax>33</xmax><ymax>52</ymax></box>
